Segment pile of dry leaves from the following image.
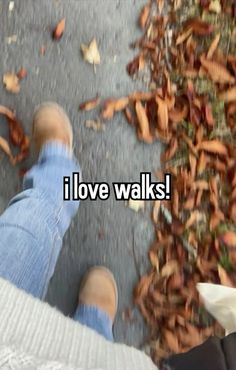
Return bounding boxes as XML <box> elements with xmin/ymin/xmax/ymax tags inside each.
<box><xmin>80</xmin><ymin>0</ymin><xmax>236</xmax><ymax>366</ymax></box>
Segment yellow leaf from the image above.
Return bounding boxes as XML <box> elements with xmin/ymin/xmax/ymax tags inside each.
<box><xmin>81</xmin><ymin>38</ymin><xmax>101</xmax><ymax>65</ymax></box>
<box><xmin>128</xmin><ymin>199</ymin><xmax>144</xmax><ymax>212</ymax></box>
<box><xmin>3</xmin><ymin>72</ymin><xmax>20</xmax><ymax>93</ymax></box>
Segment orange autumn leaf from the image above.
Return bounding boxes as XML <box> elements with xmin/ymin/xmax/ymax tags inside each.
<box><xmin>156</xmin><ymin>96</ymin><xmax>168</xmax><ymax>132</ymax></box>
<box><xmin>207</xmin><ymin>33</ymin><xmax>220</xmax><ymax>59</ymax></box>
<box><xmin>102</xmin><ymin>97</ymin><xmax>129</xmax><ymax>120</ymax></box>
<box><xmin>197</xmin><ymin>140</ymin><xmax>228</xmax><ymax>156</ymax></box>
<box><xmin>79</xmin><ymin>97</ymin><xmax>100</xmax><ymax>111</ymax></box>
<box><xmin>52</xmin><ymin>18</ymin><xmax>65</xmax><ymax>40</ymax></box>
<box><xmin>139</xmin><ymin>4</ymin><xmax>150</xmax><ymax>29</ymax></box>
<box><xmin>135</xmin><ymin>101</ymin><xmax>153</xmax><ymax>143</ymax></box>
<box><xmin>161</xmin><ymin>137</ymin><xmax>178</xmax><ymax>162</ymax></box>
<box><xmin>163</xmin><ymin>329</ymin><xmax>180</xmax><ymax>353</ymax></box>
<box><xmin>219</xmin><ymin>231</ymin><xmax>236</xmax><ymax>247</ymax></box>
<box><xmin>219</xmin><ymin>86</ymin><xmax>236</xmax><ymax>103</ymax></box>
<box><xmin>200</xmin><ymin>56</ymin><xmax>235</xmax><ymax>84</ymax></box>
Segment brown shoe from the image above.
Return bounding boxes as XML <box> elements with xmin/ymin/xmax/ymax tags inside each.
<box><xmin>32</xmin><ymin>102</ymin><xmax>73</xmax><ymax>153</ymax></box>
<box><xmin>79</xmin><ymin>266</ymin><xmax>118</xmax><ymax>323</ymax></box>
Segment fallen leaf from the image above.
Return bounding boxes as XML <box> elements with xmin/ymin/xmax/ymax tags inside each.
<box><xmin>149</xmin><ymin>250</ymin><xmax>159</xmax><ymax>272</ymax></box>
<box><xmin>128</xmin><ymin>199</ymin><xmax>144</xmax><ymax>212</ymax></box>
<box><xmin>197</xmin><ymin>140</ymin><xmax>228</xmax><ymax>156</ymax></box>
<box><xmin>0</xmin><ymin>136</ymin><xmax>14</xmax><ymax>164</ymax></box>
<box><xmin>52</xmin><ymin>18</ymin><xmax>65</xmax><ymax>40</ymax></box>
<box><xmin>17</xmin><ymin>68</ymin><xmax>27</xmax><ymax>80</ymax></box>
<box><xmin>176</xmin><ymin>27</ymin><xmax>193</xmax><ymax>45</ymax></box>
<box><xmin>139</xmin><ymin>4</ymin><xmax>150</xmax><ymax>29</ymax></box>
<box><xmin>200</xmin><ymin>56</ymin><xmax>235</xmax><ymax>84</ymax></box>
<box><xmin>205</xmin><ymin>103</ymin><xmax>215</xmax><ymax>128</ymax></box>
<box><xmin>79</xmin><ymin>97</ymin><xmax>100</xmax><ymax>111</ymax></box>
<box><xmin>163</xmin><ymin>329</ymin><xmax>180</xmax><ymax>353</ymax></box>
<box><xmin>207</xmin><ymin>33</ymin><xmax>220</xmax><ymax>59</ymax></box>
<box><xmin>161</xmin><ymin>137</ymin><xmax>178</xmax><ymax>162</ymax></box>
<box><xmin>135</xmin><ymin>101</ymin><xmax>153</xmax><ymax>143</ymax></box>
<box><xmin>3</xmin><ymin>72</ymin><xmax>20</xmax><ymax>93</ymax></box>
<box><xmin>219</xmin><ymin>86</ymin><xmax>236</xmax><ymax>103</ymax></box>
<box><xmin>218</xmin><ymin>265</ymin><xmax>234</xmax><ymax>287</ymax></box>
<box><xmin>184</xmin><ymin>18</ymin><xmax>215</xmax><ymax>35</ymax></box>
<box><xmin>209</xmin><ymin>0</ymin><xmax>221</xmax><ymax>13</ymax></box>
<box><xmin>156</xmin><ymin>96</ymin><xmax>169</xmax><ymax>132</ymax></box>
<box><xmin>81</xmin><ymin>38</ymin><xmax>101</xmax><ymax>65</ymax></box>
<box><xmin>84</xmin><ymin>120</ymin><xmax>105</xmax><ymax>131</ymax></box>
<box><xmin>127</xmin><ymin>54</ymin><xmax>145</xmax><ymax>76</ymax></box>
<box><xmin>219</xmin><ymin>231</ymin><xmax>236</xmax><ymax>247</ymax></box>
<box><xmin>161</xmin><ymin>260</ymin><xmax>179</xmax><ymax>278</ymax></box>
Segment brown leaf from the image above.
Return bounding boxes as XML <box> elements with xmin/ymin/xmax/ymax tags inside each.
<box><xmin>183</xmin><ymin>191</ymin><xmax>196</xmax><ymax>210</ymax></box>
<box><xmin>205</xmin><ymin>103</ymin><xmax>215</xmax><ymax>128</ymax></box>
<box><xmin>181</xmin><ymin>132</ymin><xmax>198</xmax><ymax>156</ymax></box>
<box><xmin>0</xmin><ymin>136</ymin><xmax>14</xmax><ymax>164</ymax></box>
<box><xmin>172</xmin><ymin>189</ymin><xmax>179</xmax><ymax>218</ymax></box>
<box><xmin>197</xmin><ymin>140</ymin><xmax>228</xmax><ymax>156</ymax></box>
<box><xmin>218</xmin><ymin>265</ymin><xmax>234</xmax><ymax>287</ymax></box>
<box><xmin>134</xmin><ymin>272</ymin><xmax>155</xmax><ymax>302</ymax></box>
<box><xmin>219</xmin><ymin>231</ymin><xmax>236</xmax><ymax>247</ymax></box>
<box><xmin>207</xmin><ymin>33</ymin><xmax>220</xmax><ymax>59</ymax></box>
<box><xmin>149</xmin><ymin>250</ymin><xmax>160</xmax><ymax>272</ymax></box>
<box><xmin>139</xmin><ymin>4</ymin><xmax>150</xmax><ymax>29</ymax></box>
<box><xmin>176</xmin><ymin>27</ymin><xmax>193</xmax><ymax>45</ymax></box>
<box><xmin>8</xmin><ymin>118</ymin><xmax>25</xmax><ymax>146</ymax></box>
<box><xmin>102</xmin><ymin>97</ymin><xmax>129</xmax><ymax>120</ymax></box>
<box><xmin>200</xmin><ymin>56</ymin><xmax>235</xmax><ymax>84</ymax></box>
<box><xmin>161</xmin><ymin>137</ymin><xmax>178</xmax><ymax>162</ymax></box>
<box><xmin>230</xmin><ymin>202</ymin><xmax>236</xmax><ymax>222</ymax></box>
<box><xmin>197</xmin><ymin>152</ymin><xmax>206</xmax><ymax>175</ymax></box>
<box><xmin>209</xmin><ymin>210</ymin><xmax>224</xmax><ymax>231</ymax></box>
<box><xmin>79</xmin><ymin>97</ymin><xmax>100</xmax><ymax>111</ymax></box>
<box><xmin>129</xmin><ymin>91</ymin><xmax>154</xmax><ymax>101</ymax></box>
<box><xmin>17</xmin><ymin>68</ymin><xmax>27</xmax><ymax>80</ymax></box>
<box><xmin>219</xmin><ymin>86</ymin><xmax>236</xmax><ymax>103</ymax></box>
<box><xmin>3</xmin><ymin>72</ymin><xmax>20</xmax><ymax>93</ymax></box>
<box><xmin>127</xmin><ymin>54</ymin><xmax>145</xmax><ymax>76</ymax></box>
<box><xmin>184</xmin><ymin>18</ymin><xmax>215</xmax><ymax>35</ymax></box>
<box><xmin>52</xmin><ymin>18</ymin><xmax>65</xmax><ymax>40</ymax></box>
<box><xmin>169</xmin><ymin>99</ymin><xmax>188</xmax><ymax>123</ymax></box>
<box><xmin>156</xmin><ymin>96</ymin><xmax>169</xmax><ymax>132</ymax></box>
<box><xmin>161</xmin><ymin>260</ymin><xmax>179</xmax><ymax>278</ymax></box>
<box><xmin>135</xmin><ymin>101</ymin><xmax>153</xmax><ymax>143</ymax></box>
<box><xmin>163</xmin><ymin>329</ymin><xmax>180</xmax><ymax>353</ymax></box>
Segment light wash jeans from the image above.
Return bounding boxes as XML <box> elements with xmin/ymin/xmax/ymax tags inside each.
<box><xmin>0</xmin><ymin>142</ymin><xmax>113</xmax><ymax>342</ymax></box>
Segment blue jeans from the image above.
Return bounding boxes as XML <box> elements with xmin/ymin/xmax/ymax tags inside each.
<box><xmin>0</xmin><ymin>142</ymin><xmax>113</xmax><ymax>342</ymax></box>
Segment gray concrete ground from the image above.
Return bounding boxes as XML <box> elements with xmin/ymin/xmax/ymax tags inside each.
<box><xmin>0</xmin><ymin>0</ymin><xmax>162</xmax><ymax>348</ymax></box>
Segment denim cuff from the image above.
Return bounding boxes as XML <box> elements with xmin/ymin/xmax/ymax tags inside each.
<box><xmin>39</xmin><ymin>141</ymin><xmax>73</xmax><ymax>161</ymax></box>
<box><xmin>73</xmin><ymin>304</ymin><xmax>114</xmax><ymax>342</ymax></box>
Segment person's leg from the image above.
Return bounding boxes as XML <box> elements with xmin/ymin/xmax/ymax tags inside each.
<box><xmin>73</xmin><ymin>267</ymin><xmax>118</xmax><ymax>342</ymax></box>
<box><xmin>0</xmin><ymin>103</ymin><xmax>79</xmax><ymax>298</ymax></box>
